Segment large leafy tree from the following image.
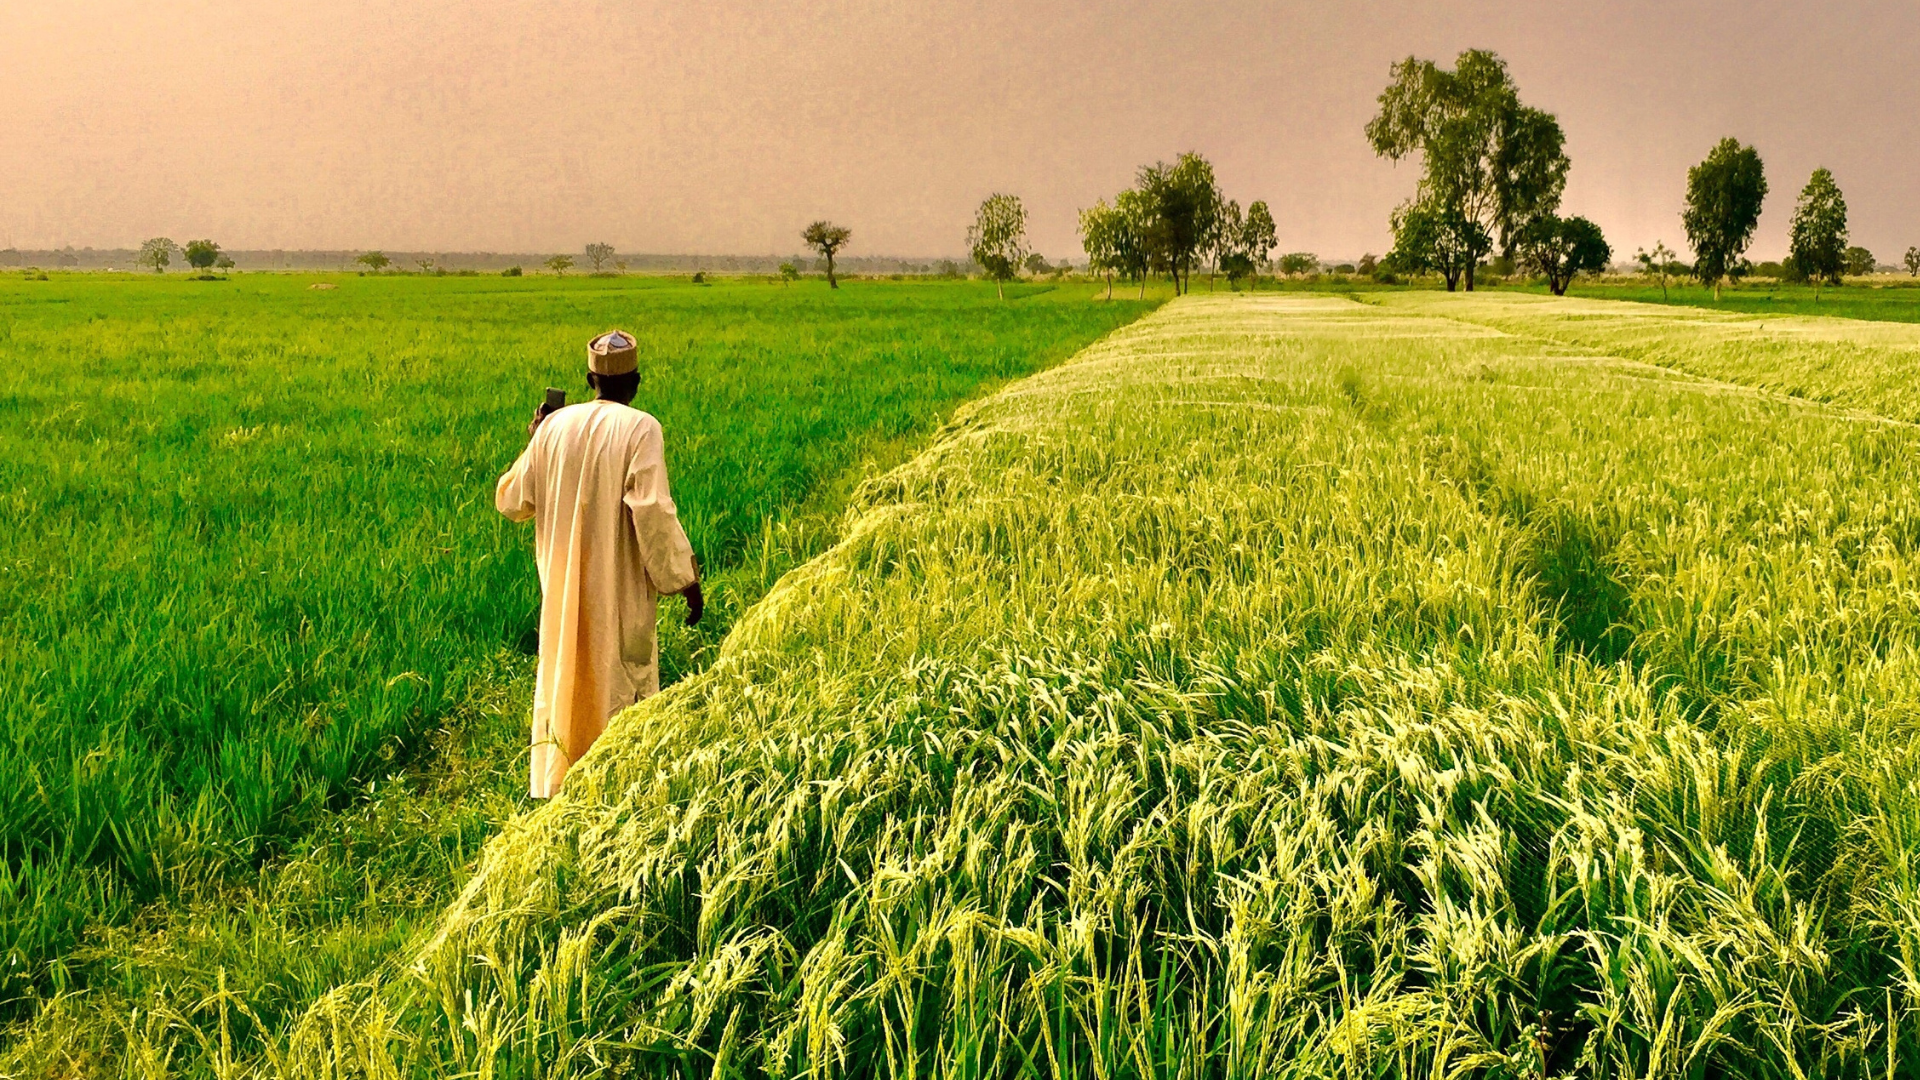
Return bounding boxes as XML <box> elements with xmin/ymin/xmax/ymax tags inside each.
<box><xmin>1366</xmin><ymin>49</ymin><xmax>1568</xmax><ymax>290</ymax></box>
<box><xmin>1842</xmin><ymin>246</ymin><xmax>1876</xmax><ymax>277</ymax></box>
<box><xmin>1517</xmin><ymin>214</ymin><xmax>1610</xmax><ymax>295</ymax></box>
<box><xmin>1112</xmin><ymin>189</ymin><xmax>1153</xmax><ymax>298</ymax></box>
<box><xmin>183</xmin><ymin>240</ymin><xmax>221</xmax><ymax>274</ymax></box>
<box><xmin>1078</xmin><ymin>198</ymin><xmax>1133</xmax><ymax>301</ymax></box>
<box><xmin>1135</xmin><ymin>153</ymin><xmax>1219</xmax><ymax>295</ymax></box>
<box><xmin>1242</xmin><ymin>201</ymin><xmax>1277</xmax><ymax>285</ymax></box>
<box><xmin>1788</xmin><ymin>168</ymin><xmax>1848</xmax><ymax>298</ymax></box>
<box><xmin>1207</xmin><ymin>197</ymin><xmax>1242</xmax><ymax>290</ymax></box>
<box><xmin>801</xmin><ymin>221</ymin><xmax>852</xmax><ymax>289</ymax></box>
<box><xmin>136</xmin><ymin>237</ymin><xmax>178</xmax><ymax>273</ymax></box>
<box><xmin>1906</xmin><ymin>246</ymin><xmax>1920</xmax><ymax>277</ymax></box>
<box><xmin>1682</xmin><ymin>138</ymin><xmax>1767</xmax><ymax>300</ymax></box>
<box><xmin>967</xmin><ymin>194</ymin><xmax>1029</xmax><ymax>300</ymax></box>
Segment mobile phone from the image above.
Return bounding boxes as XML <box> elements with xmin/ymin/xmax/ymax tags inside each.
<box><xmin>544</xmin><ymin>387</ymin><xmax>566</xmax><ymax>412</ymax></box>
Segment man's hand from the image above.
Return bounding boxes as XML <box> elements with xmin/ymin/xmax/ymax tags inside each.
<box><xmin>527</xmin><ymin>403</ymin><xmax>556</xmax><ymax>438</ymax></box>
<box><xmin>680</xmin><ymin>580</ymin><xmax>705</xmax><ymax>627</ymax></box>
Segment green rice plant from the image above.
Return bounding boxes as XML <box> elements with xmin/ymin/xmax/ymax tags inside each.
<box><xmin>0</xmin><ymin>275</ymin><xmax>1158</xmax><ymax>1032</ymax></box>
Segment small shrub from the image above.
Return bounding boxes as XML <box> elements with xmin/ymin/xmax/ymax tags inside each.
<box><xmin>502</xmin><ymin>266</ymin><xmax>522</xmax><ymax>277</ymax></box>
<box><xmin>691</xmin><ymin>271</ymin><xmax>707</xmax><ymax>284</ymax></box>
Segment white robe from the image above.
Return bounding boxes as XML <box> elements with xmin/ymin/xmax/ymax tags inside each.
<box><xmin>495</xmin><ymin>401</ymin><xmax>697</xmax><ymax>798</ymax></box>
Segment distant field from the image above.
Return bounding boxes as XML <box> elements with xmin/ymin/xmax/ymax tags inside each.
<box><xmin>1523</xmin><ymin>276</ymin><xmax>1920</xmax><ymax>323</ymax></box>
<box><xmin>204</xmin><ymin>290</ymin><xmax>1920</xmax><ymax>1078</ymax></box>
<box><xmin>0</xmin><ymin>273</ymin><xmax>1161</xmax><ymax>1020</ymax></box>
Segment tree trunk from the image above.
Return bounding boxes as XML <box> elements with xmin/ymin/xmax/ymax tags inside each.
<box><xmin>1105</xmin><ymin>272</ymin><xmax>1113</xmax><ymax>301</ymax></box>
<box><xmin>996</xmin><ymin>278</ymin><xmax>1004</xmax><ymax>300</ymax></box>
<box><xmin>1713</xmin><ymin>279</ymin><xmax>1720</xmax><ymax>302</ymax></box>
<box><xmin>827</xmin><ymin>252</ymin><xmax>837</xmax><ymax>289</ymax></box>
<box><xmin>1464</xmin><ymin>262</ymin><xmax>1476</xmax><ymax>291</ymax></box>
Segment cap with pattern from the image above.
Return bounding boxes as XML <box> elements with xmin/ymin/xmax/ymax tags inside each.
<box><xmin>587</xmin><ymin>330</ymin><xmax>637</xmax><ymax>375</ymax></box>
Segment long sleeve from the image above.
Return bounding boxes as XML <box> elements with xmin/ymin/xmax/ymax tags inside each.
<box><xmin>495</xmin><ymin>441</ymin><xmax>540</xmax><ymax>522</ymax></box>
<box><xmin>623</xmin><ymin>419</ymin><xmax>697</xmax><ymax>595</ymax></box>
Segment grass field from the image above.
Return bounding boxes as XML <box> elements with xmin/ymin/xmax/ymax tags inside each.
<box><xmin>0</xmin><ymin>274</ymin><xmax>1162</xmax><ymax>1049</ymax></box>
<box><xmin>108</xmin><ymin>286</ymin><xmax>1920</xmax><ymax>1078</ymax></box>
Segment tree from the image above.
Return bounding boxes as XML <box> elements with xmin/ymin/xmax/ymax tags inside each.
<box><xmin>967</xmin><ymin>194</ymin><xmax>1029</xmax><ymax>300</ymax></box>
<box><xmin>1386</xmin><ymin>204</ymin><xmax>1485</xmax><ymax>291</ymax></box>
<box><xmin>214</xmin><ymin>254</ymin><xmax>235</xmax><ymax>272</ymax></box>
<box><xmin>1843</xmin><ymin>245</ymin><xmax>1876</xmax><ymax>277</ymax></box>
<box><xmin>802</xmin><ymin>221</ymin><xmax>852</xmax><ymax>289</ymax></box>
<box><xmin>1136</xmin><ymin>153</ymin><xmax>1219</xmax><ymax>294</ymax></box>
<box><xmin>778</xmin><ymin>261</ymin><xmax>800</xmax><ymax>285</ymax></box>
<box><xmin>137</xmin><ymin>237</ymin><xmax>178</xmax><ymax>273</ymax></box>
<box><xmin>1906</xmin><ymin>247</ymin><xmax>1920</xmax><ymax>277</ymax></box>
<box><xmin>1366</xmin><ymin>49</ymin><xmax>1569</xmax><ymax>290</ymax></box>
<box><xmin>1682</xmin><ymin>138</ymin><xmax>1767</xmax><ymax>300</ymax></box>
<box><xmin>1204</xmin><ymin>197</ymin><xmax>1241</xmax><ymax>290</ymax></box>
<box><xmin>416</xmin><ymin>257</ymin><xmax>437</xmax><ymax>274</ymax></box>
<box><xmin>1078</xmin><ymin>198</ymin><xmax>1125</xmax><ymax>300</ymax></box>
<box><xmin>1356</xmin><ymin>253</ymin><xmax>1379</xmax><ymax>278</ymax></box>
<box><xmin>1277</xmin><ymin>252</ymin><xmax>1320</xmax><ymax>277</ymax></box>
<box><xmin>1635</xmin><ymin>240</ymin><xmax>1680</xmax><ymax>300</ymax></box>
<box><xmin>545</xmin><ymin>254</ymin><xmax>574</xmax><ymax>276</ymax></box>
<box><xmin>1517</xmin><ymin>214</ymin><xmax>1610</xmax><ymax>295</ymax></box>
<box><xmin>183</xmin><ymin>240</ymin><xmax>221</xmax><ymax>274</ymax></box>
<box><xmin>357</xmin><ymin>251</ymin><xmax>391</xmax><ymax>272</ymax></box>
<box><xmin>1023</xmin><ymin>252</ymin><xmax>1050</xmax><ymax>277</ymax></box>
<box><xmin>1788</xmin><ymin>167</ymin><xmax>1847</xmax><ymax>298</ymax></box>
<box><xmin>1113</xmin><ymin>189</ymin><xmax>1153</xmax><ymax>298</ymax></box>
<box><xmin>585</xmin><ymin>242</ymin><xmax>615</xmax><ymax>273</ymax></box>
<box><xmin>1242</xmin><ymin>201</ymin><xmax>1277</xmax><ymax>287</ymax></box>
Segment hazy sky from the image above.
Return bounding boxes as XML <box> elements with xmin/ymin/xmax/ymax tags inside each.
<box><xmin>3</xmin><ymin>1</ymin><xmax>1915</xmax><ymax>261</ymax></box>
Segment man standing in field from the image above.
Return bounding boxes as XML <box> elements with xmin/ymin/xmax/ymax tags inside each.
<box><xmin>495</xmin><ymin>330</ymin><xmax>703</xmax><ymax>798</ymax></box>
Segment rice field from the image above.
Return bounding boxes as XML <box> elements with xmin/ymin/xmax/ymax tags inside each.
<box><xmin>0</xmin><ymin>274</ymin><xmax>1160</xmax><ymax>1049</ymax></box>
<box><xmin>225</xmin><ymin>290</ymin><xmax>1920</xmax><ymax>1077</ymax></box>
<box><xmin>18</xmin><ymin>284</ymin><xmax>1920</xmax><ymax>1076</ymax></box>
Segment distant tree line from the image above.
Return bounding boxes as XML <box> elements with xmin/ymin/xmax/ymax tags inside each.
<box><xmin>1363</xmin><ymin>49</ymin><xmax>1905</xmax><ymax>299</ymax></box>
<box><xmin>1069</xmin><ymin>154</ymin><xmax>1276</xmax><ymax>299</ymax></box>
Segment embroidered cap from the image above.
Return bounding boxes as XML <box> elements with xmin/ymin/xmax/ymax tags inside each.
<box><xmin>587</xmin><ymin>330</ymin><xmax>638</xmax><ymax>375</ymax></box>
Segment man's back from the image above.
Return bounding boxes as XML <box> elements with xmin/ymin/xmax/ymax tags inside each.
<box><xmin>496</xmin><ymin>399</ymin><xmax>696</xmax><ymax>796</ymax></box>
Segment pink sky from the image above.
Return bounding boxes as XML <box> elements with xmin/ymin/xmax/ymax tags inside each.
<box><xmin>2</xmin><ymin>1</ymin><xmax>1914</xmax><ymax>262</ymax></box>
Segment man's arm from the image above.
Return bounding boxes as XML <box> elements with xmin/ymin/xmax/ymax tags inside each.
<box><xmin>623</xmin><ymin>419</ymin><xmax>701</xmax><ymax>623</ymax></box>
<box><xmin>497</xmin><ymin>406</ymin><xmax>557</xmax><ymax>522</ymax></box>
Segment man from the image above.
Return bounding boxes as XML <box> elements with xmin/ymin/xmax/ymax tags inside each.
<box><xmin>496</xmin><ymin>329</ymin><xmax>703</xmax><ymax>798</ymax></box>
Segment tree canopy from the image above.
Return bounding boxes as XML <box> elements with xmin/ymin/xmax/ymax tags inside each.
<box><xmin>1789</xmin><ymin>167</ymin><xmax>1848</xmax><ymax>296</ymax></box>
<box><xmin>1077</xmin><ymin>198</ymin><xmax>1130</xmax><ymax>300</ymax></box>
<box><xmin>1518</xmin><ymin>214</ymin><xmax>1610</xmax><ymax>295</ymax></box>
<box><xmin>356</xmin><ymin>251</ymin><xmax>390</xmax><ymax>272</ymax></box>
<box><xmin>585</xmin><ymin>242</ymin><xmax>615</xmax><ymax>273</ymax></box>
<box><xmin>1906</xmin><ymin>247</ymin><xmax>1920</xmax><ymax>277</ymax></box>
<box><xmin>1682</xmin><ymin>138</ymin><xmax>1768</xmax><ymax>300</ymax></box>
<box><xmin>1366</xmin><ymin>49</ymin><xmax>1568</xmax><ymax>290</ymax></box>
<box><xmin>801</xmin><ymin>221</ymin><xmax>852</xmax><ymax>289</ymax></box>
<box><xmin>967</xmin><ymin>194</ymin><xmax>1030</xmax><ymax>300</ymax></box>
<box><xmin>183</xmin><ymin>240</ymin><xmax>222</xmax><ymax>274</ymax></box>
<box><xmin>136</xmin><ymin>237</ymin><xmax>177</xmax><ymax>274</ymax></box>
<box><xmin>1842</xmin><ymin>246</ymin><xmax>1876</xmax><ymax>277</ymax></box>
